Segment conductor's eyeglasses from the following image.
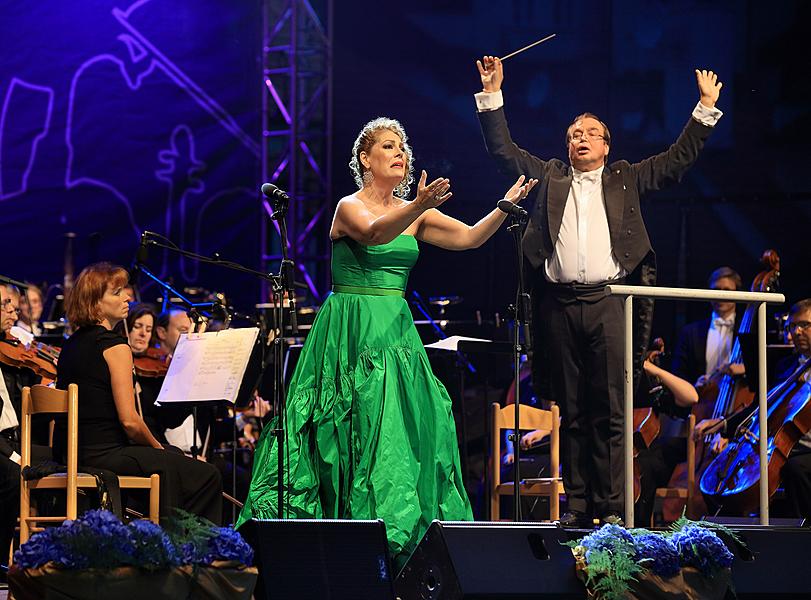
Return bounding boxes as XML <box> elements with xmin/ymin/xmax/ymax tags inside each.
<box><xmin>788</xmin><ymin>320</ymin><xmax>811</xmax><ymax>333</ymax></box>
<box><xmin>569</xmin><ymin>131</ymin><xmax>605</xmax><ymax>144</ymax></box>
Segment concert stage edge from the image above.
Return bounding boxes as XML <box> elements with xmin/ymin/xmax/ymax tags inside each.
<box><xmin>245</xmin><ymin>518</ymin><xmax>811</xmax><ymax>599</ymax></box>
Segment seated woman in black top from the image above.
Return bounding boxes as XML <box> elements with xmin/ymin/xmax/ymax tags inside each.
<box><xmin>56</xmin><ymin>262</ymin><xmax>222</xmax><ymax>524</ymax></box>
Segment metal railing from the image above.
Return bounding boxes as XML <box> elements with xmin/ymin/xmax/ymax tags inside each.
<box><xmin>604</xmin><ymin>284</ymin><xmax>785</xmax><ymax>527</ymax></box>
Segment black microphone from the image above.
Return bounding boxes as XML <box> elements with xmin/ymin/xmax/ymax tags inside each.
<box><xmin>497</xmin><ymin>199</ymin><xmax>528</xmax><ymax>219</ymax></box>
<box><xmin>135</xmin><ymin>231</ymin><xmax>150</xmax><ymax>265</ymax></box>
<box><xmin>261</xmin><ymin>183</ymin><xmax>290</xmax><ymax>201</ymax></box>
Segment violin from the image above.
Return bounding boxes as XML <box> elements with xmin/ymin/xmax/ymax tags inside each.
<box><xmin>0</xmin><ymin>331</ymin><xmax>59</xmax><ymax>382</ymax></box>
<box><xmin>133</xmin><ymin>346</ymin><xmax>170</xmax><ymax>378</ymax></box>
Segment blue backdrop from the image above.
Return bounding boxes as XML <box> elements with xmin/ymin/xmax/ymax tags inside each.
<box><xmin>1</xmin><ymin>0</ymin><xmax>809</xmax><ymax>339</ymax></box>
<box><xmin>0</xmin><ymin>0</ymin><xmax>261</xmax><ymax>303</ymax></box>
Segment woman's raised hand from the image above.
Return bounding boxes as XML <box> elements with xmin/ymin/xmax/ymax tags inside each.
<box><xmin>414</xmin><ymin>170</ymin><xmax>452</xmax><ymax>210</ymax></box>
<box><xmin>503</xmin><ymin>175</ymin><xmax>538</xmax><ymax>205</ymax></box>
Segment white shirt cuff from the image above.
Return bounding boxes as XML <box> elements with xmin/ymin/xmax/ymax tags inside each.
<box><xmin>692</xmin><ymin>101</ymin><xmax>723</xmax><ymax>127</ymax></box>
<box><xmin>475</xmin><ymin>90</ymin><xmax>504</xmax><ymax>112</ymax></box>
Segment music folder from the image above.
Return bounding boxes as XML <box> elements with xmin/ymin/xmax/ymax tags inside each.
<box><xmin>156</xmin><ymin>327</ymin><xmax>259</xmax><ymax>405</ymax></box>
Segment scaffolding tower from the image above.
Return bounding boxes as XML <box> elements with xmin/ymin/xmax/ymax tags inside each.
<box><xmin>261</xmin><ymin>0</ymin><xmax>332</xmax><ymax>302</ymax></box>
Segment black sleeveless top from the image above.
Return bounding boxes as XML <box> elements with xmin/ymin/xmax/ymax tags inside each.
<box><xmin>56</xmin><ymin>325</ymin><xmax>131</xmax><ymax>450</ymax></box>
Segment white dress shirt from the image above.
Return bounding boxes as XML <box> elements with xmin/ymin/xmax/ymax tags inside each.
<box><xmin>543</xmin><ymin>165</ymin><xmax>624</xmax><ymax>283</ymax></box>
<box><xmin>705</xmin><ymin>311</ymin><xmax>735</xmax><ymax>376</ymax></box>
<box><xmin>0</xmin><ymin>372</ymin><xmax>18</xmax><ymax>433</ymax></box>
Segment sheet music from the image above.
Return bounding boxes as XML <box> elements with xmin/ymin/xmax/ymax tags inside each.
<box><xmin>424</xmin><ymin>335</ymin><xmax>491</xmax><ymax>351</ymax></box>
<box><xmin>157</xmin><ymin>327</ymin><xmax>259</xmax><ymax>404</ymax></box>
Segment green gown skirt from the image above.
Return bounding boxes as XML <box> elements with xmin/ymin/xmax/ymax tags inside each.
<box><xmin>236</xmin><ymin>235</ymin><xmax>472</xmax><ymax>566</ymax></box>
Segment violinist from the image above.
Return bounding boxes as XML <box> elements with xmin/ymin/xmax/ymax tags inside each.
<box><xmin>54</xmin><ymin>263</ymin><xmax>222</xmax><ymax>524</ymax></box>
<box><xmin>0</xmin><ymin>284</ymin><xmax>47</xmax><ymax>444</ymax></box>
<box><xmin>127</xmin><ymin>303</ymin><xmax>156</xmax><ymax>356</ymax></box>
<box><xmin>0</xmin><ymin>285</ymin><xmax>50</xmax><ymax>569</ymax></box>
<box><xmin>17</xmin><ymin>283</ymin><xmax>44</xmax><ymax>337</ymax></box>
<box><xmin>696</xmin><ymin>298</ymin><xmax>811</xmax><ymax>518</ymax></box>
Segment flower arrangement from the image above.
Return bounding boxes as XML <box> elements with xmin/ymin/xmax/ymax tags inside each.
<box><xmin>13</xmin><ymin>509</ymin><xmax>253</xmax><ymax>571</ymax></box>
<box><xmin>568</xmin><ymin>517</ymin><xmax>738</xmax><ymax>600</ymax></box>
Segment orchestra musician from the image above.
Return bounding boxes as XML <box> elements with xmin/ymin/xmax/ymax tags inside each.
<box><xmin>54</xmin><ymin>263</ymin><xmax>222</xmax><ymax>524</ymax></box>
<box><xmin>0</xmin><ymin>284</ymin><xmax>51</xmax><ymax>569</ymax></box>
<box><xmin>695</xmin><ymin>298</ymin><xmax>811</xmax><ymax>519</ymax></box>
<box><xmin>16</xmin><ymin>283</ymin><xmax>44</xmax><ymax>337</ymax></box>
<box><xmin>672</xmin><ymin>267</ymin><xmax>746</xmax><ymax>389</ymax></box>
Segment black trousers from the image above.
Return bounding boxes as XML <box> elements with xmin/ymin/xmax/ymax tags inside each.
<box><xmin>0</xmin><ymin>453</ymin><xmax>18</xmax><ymax>566</ymax></box>
<box><xmin>539</xmin><ymin>290</ymin><xmax>625</xmax><ymax>517</ymax></box>
<box><xmin>0</xmin><ymin>442</ymin><xmax>51</xmax><ymax>564</ymax></box>
<box><xmin>79</xmin><ymin>445</ymin><xmax>223</xmax><ymax>525</ymax></box>
<box><xmin>782</xmin><ymin>445</ymin><xmax>811</xmax><ymax>520</ymax></box>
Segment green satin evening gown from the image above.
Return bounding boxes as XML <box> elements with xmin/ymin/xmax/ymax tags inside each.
<box><xmin>236</xmin><ymin>234</ymin><xmax>472</xmax><ymax>565</ymax></box>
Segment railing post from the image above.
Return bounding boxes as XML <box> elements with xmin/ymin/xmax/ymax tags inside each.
<box><xmin>624</xmin><ymin>295</ymin><xmax>635</xmax><ymax>527</ymax></box>
<box><xmin>758</xmin><ymin>301</ymin><xmax>769</xmax><ymax>525</ymax></box>
<box><xmin>605</xmin><ymin>284</ymin><xmax>783</xmax><ymax>528</ymax></box>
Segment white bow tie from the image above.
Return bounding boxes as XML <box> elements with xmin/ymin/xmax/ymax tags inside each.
<box><xmin>714</xmin><ymin>317</ymin><xmax>734</xmax><ymax>328</ymax></box>
<box><xmin>573</xmin><ymin>170</ymin><xmax>601</xmax><ymax>185</ymax></box>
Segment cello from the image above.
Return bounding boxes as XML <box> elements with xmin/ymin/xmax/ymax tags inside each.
<box><xmin>700</xmin><ymin>357</ymin><xmax>811</xmax><ymax>514</ymax></box>
<box><xmin>664</xmin><ymin>250</ymin><xmax>779</xmax><ymax>519</ymax></box>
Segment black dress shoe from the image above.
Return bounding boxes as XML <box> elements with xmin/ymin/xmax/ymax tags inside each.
<box><xmin>557</xmin><ymin>511</ymin><xmax>592</xmax><ymax>528</ymax></box>
<box><xmin>600</xmin><ymin>513</ymin><xmax>625</xmax><ymax>527</ymax></box>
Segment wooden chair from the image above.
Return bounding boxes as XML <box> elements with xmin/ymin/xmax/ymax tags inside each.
<box><xmin>652</xmin><ymin>413</ymin><xmax>696</xmax><ymax>525</ymax></box>
<box><xmin>490</xmin><ymin>402</ymin><xmax>563</xmax><ymax>521</ymax></box>
<box><xmin>19</xmin><ymin>384</ymin><xmax>160</xmax><ymax>544</ymax></box>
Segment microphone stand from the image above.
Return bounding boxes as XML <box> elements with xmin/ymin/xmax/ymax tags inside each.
<box><xmin>266</xmin><ymin>190</ymin><xmax>298</xmax><ymax>520</ymax></box>
<box><xmin>135</xmin><ymin>224</ymin><xmax>294</xmax><ymax>519</ymax></box>
<box><xmin>505</xmin><ymin>208</ymin><xmax>531</xmax><ymax>522</ymax></box>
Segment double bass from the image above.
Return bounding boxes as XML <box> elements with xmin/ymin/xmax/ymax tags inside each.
<box><xmin>664</xmin><ymin>250</ymin><xmax>779</xmax><ymax>519</ymax></box>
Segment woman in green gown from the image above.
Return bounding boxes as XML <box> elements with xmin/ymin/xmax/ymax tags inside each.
<box><xmin>237</xmin><ymin>117</ymin><xmax>536</xmax><ymax>567</ymax></box>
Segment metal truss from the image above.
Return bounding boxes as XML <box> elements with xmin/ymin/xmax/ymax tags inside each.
<box><xmin>261</xmin><ymin>0</ymin><xmax>332</xmax><ymax>302</ymax></box>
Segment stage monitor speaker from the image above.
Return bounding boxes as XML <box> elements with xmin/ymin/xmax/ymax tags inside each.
<box><xmin>710</xmin><ymin>525</ymin><xmax>811</xmax><ymax>598</ymax></box>
<box><xmin>246</xmin><ymin>518</ymin><xmax>396</xmax><ymax>600</ymax></box>
<box><xmin>395</xmin><ymin>521</ymin><xmax>582</xmax><ymax>599</ymax></box>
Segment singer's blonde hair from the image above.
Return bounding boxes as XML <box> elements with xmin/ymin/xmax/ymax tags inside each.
<box><xmin>349</xmin><ymin>117</ymin><xmax>414</xmax><ymax>199</ymax></box>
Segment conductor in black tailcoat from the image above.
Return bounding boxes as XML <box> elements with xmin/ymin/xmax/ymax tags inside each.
<box><xmin>475</xmin><ymin>56</ymin><xmax>723</xmax><ymax>525</ymax></box>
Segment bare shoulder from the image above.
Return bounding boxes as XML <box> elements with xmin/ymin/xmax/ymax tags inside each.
<box><xmin>335</xmin><ymin>192</ymin><xmax>362</xmax><ymax>208</ymax></box>
<box><xmin>102</xmin><ymin>343</ymin><xmax>133</xmax><ymax>368</ymax></box>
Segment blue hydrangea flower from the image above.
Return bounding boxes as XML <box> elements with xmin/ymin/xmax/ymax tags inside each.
<box><xmin>129</xmin><ymin>519</ymin><xmax>180</xmax><ymax>569</ymax></box>
<box><xmin>202</xmin><ymin>526</ymin><xmax>254</xmax><ymax>565</ymax></box>
<box><xmin>13</xmin><ymin>509</ymin><xmax>253</xmax><ymax>570</ymax></box>
<box><xmin>671</xmin><ymin>524</ymin><xmax>734</xmax><ymax>575</ymax></box>
<box><xmin>13</xmin><ymin>528</ymin><xmax>63</xmax><ymax>569</ymax></box>
<box><xmin>64</xmin><ymin>510</ymin><xmax>135</xmax><ymax>569</ymax></box>
<box><xmin>633</xmin><ymin>532</ymin><xmax>681</xmax><ymax>577</ymax></box>
<box><xmin>580</xmin><ymin>524</ymin><xmax>636</xmax><ymax>553</ymax></box>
